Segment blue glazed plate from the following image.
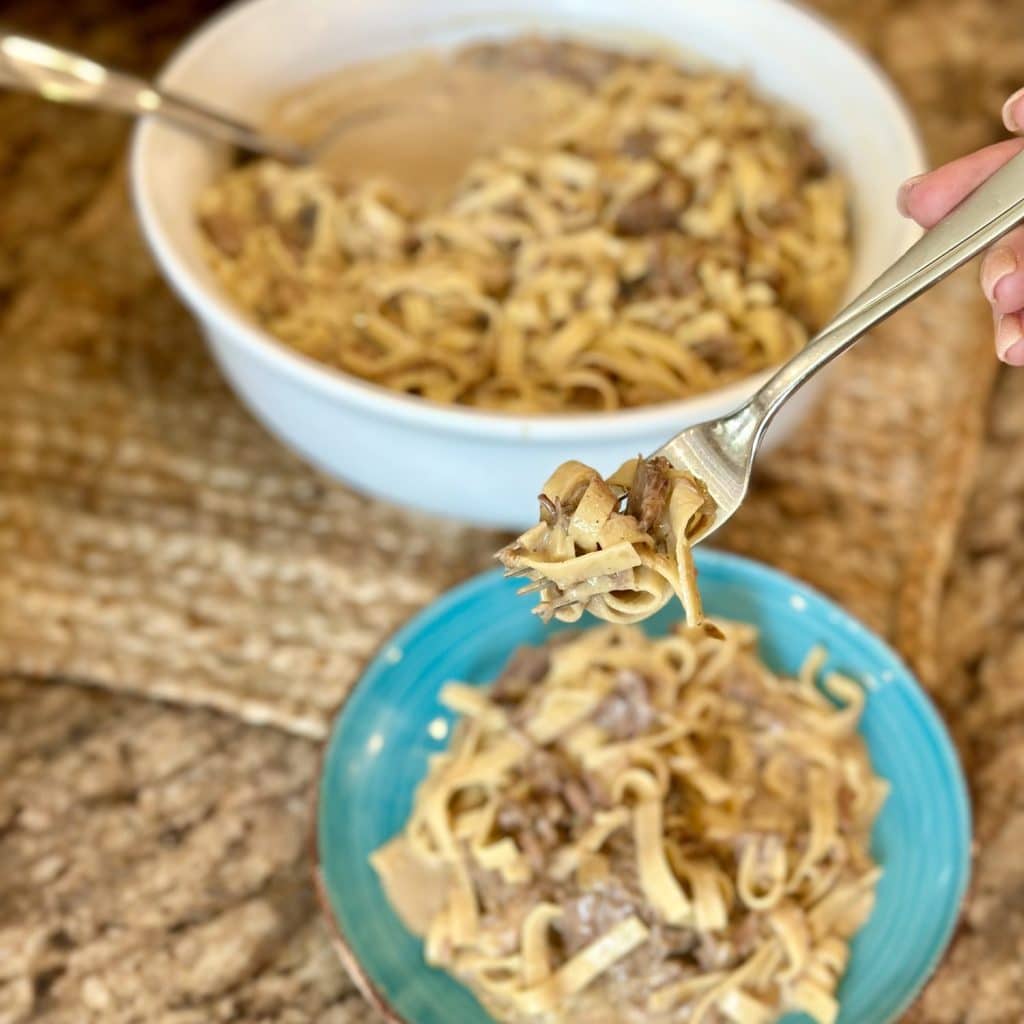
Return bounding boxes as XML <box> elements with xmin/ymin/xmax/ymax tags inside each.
<box><xmin>315</xmin><ymin>550</ymin><xmax>971</xmax><ymax>1024</ymax></box>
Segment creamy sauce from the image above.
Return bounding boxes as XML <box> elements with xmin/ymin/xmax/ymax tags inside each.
<box><xmin>266</xmin><ymin>51</ymin><xmax>573</xmax><ymax>209</ymax></box>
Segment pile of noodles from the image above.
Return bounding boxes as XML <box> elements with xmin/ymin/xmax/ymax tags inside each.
<box><xmin>372</xmin><ymin>623</ymin><xmax>886</xmax><ymax>1024</ymax></box>
<box><xmin>199</xmin><ymin>38</ymin><xmax>851</xmax><ymax>413</ymax></box>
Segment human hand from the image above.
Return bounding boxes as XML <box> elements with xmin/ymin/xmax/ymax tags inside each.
<box><xmin>897</xmin><ymin>88</ymin><xmax>1024</xmax><ymax>366</ymax></box>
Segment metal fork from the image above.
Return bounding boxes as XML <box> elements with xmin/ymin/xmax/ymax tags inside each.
<box><xmin>663</xmin><ymin>149</ymin><xmax>1024</xmax><ymax>543</ymax></box>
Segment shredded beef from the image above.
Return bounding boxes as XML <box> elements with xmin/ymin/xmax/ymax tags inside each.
<box><xmin>491</xmin><ymin>645</ymin><xmax>551</xmax><ymax>705</ymax></box>
<box><xmin>625</xmin><ymin>456</ymin><xmax>673</xmax><ymax>533</ymax></box>
<box><xmin>644</xmin><ymin>236</ymin><xmax>701</xmax><ymax>298</ymax></box>
<box><xmin>621</xmin><ymin>128</ymin><xmax>658</xmax><ymax>158</ymax></box>
<box><xmin>279</xmin><ymin>202</ymin><xmax>319</xmax><ymax>254</ymax></box>
<box><xmin>200</xmin><ymin>212</ymin><xmax>244</xmax><ymax>257</ymax></box>
<box><xmin>614</xmin><ymin>178</ymin><xmax>690</xmax><ymax>236</ymax></box>
<box><xmin>691</xmin><ymin>335</ymin><xmax>746</xmax><ymax>373</ymax></box>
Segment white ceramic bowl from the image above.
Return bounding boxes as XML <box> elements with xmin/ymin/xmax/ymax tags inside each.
<box><xmin>131</xmin><ymin>0</ymin><xmax>924</xmax><ymax>530</ymax></box>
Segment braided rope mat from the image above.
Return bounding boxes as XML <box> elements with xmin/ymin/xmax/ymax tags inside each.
<box><xmin>0</xmin><ymin>71</ymin><xmax>995</xmax><ymax>737</ymax></box>
<box><xmin>2</xmin><ymin>0</ymin><xmax>1024</xmax><ymax>1020</ymax></box>
<box><xmin>0</xmin><ymin>169</ymin><xmax>991</xmax><ymax>734</ymax></box>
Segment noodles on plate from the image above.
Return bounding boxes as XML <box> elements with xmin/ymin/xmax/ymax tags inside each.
<box><xmin>372</xmin><ymin>623</ymin><xmax>887</xmax><ymax>1024</ymax></box>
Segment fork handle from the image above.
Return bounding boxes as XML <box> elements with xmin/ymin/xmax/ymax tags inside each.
<box><xmin>0</xmin><ymin>33</ymin><xmax>306</xmax><ymax>162</ymax></box>
<box><xmin>751</xmin><ymin>149</ymin><xmax>1024</xmax><ymax>424</ymax></box>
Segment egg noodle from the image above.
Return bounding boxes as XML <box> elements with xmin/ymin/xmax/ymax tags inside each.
<box><xmin>372</xmin><ymin>622</ymin><xmax>887</xmax><ymax>1024</ymax></box>
<box><xmin>199</xmin><ymin>37</ymin><xmax>851</xmax><ymax>413</ymax></box>
<box><xmin>498</xmin><ymin>455</ymin><xmax>718</xmax><ymax>632</ymax></box>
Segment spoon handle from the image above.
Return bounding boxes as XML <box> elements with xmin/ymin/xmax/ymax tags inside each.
<box><xmin>752</xmin><ymin>149</ymin><xmax>1024</xmax><ymax>424</ymax></box>
<box><xmin>0</xmin><ymin>33</ymin><xmax>306</xmax><ymax>162</ymax></box>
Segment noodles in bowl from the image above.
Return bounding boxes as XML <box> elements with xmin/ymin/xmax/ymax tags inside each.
<box><xmin>135</xmin><ymin>0</ymin><xmax>925</xmax><ymax>526</ymax></box>
<box><xmin>198</xmin><ymin>37</ymin><xmax>851</xmax><ymax>414</ymax></box>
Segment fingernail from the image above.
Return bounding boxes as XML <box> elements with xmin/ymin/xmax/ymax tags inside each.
<box><xmin>896</xmin><ymin>175</ymin><xmax>924</xmax><ymax>217</ymax></box>
<box><xmin>1003</xmin><ymin>338</ymin><xmax>1024</xmax><ymax>366</ymax></box>
<box><xmin>1003</xmin><ymin>86</ymin><xmax>1024</xmax><ymax>132</ymax></box>
<box><xmin>996</xmin><ymin>313</ymin><xmax>1024</xmax><ymax>361</ymax></box>
<box><xmin>981</xmin><ymin>247</ymin><xmax>1018</xmax><ymax>302</ymax></box>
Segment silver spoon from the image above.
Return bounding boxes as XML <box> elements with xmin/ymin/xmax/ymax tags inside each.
<box><xmin>0</xmin><ymin>33</ymin><xmax>426</xmax><ymax>164</ymax></box>
<box><xmin>660</xmin><ymin>149</ymin><xmax>1024</xmax><ymax>545</ymax></box>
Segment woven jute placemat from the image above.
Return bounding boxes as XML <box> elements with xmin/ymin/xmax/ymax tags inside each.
<box><xmin>3</xmin><ymin>0</ymin><xmax>1024</xmax><ymax>1022</ymax></box>
<box><xmin>0</xmin><ymin>0</ymin><xmax>1002</xmax><ymax>736</ymax></box>
<box><xmin>0</xmin><ymin>180</ymin><xmax>995</xmax><ymax>736</ymax></box>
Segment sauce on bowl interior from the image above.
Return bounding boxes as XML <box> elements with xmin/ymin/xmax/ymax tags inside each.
<box><xmin>264</xmin><ymin>50</ymin><xmax>572</xmax><ymax>208</ymax></box>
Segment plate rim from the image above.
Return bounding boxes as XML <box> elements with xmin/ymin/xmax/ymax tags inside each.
<box><xmin>311</xmin><ymin>550</ymin><xmax>973</xmax><ymax>1024</ymax></box>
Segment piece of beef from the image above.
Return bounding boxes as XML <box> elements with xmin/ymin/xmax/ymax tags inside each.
<box><xmin>691</xmin><ymin>335</ymin><xmax>747</xmax><ymax>373</ymax></box>
<box><xmin>614</xmin><ymin>178</ymin><xmax>691</xmax><ymax>237</ymax></box>
<box><xmin>644</xmin><ymin>235</ymin><xmax>701</xmax><ymax>298</ymax></box>
<box><xmin>621</xmin><ymin>128</ymin><xmax>658</xmax><ymax>159</ymax></box>
<box><xmin>278</xmin><ymin>201</ymin><xmax>319</xmax><ymax>255</ymax></box>
<box><xmin>563</xmin><ymin>778</ymin><xmax>593</xmax><ymax>821</ymax></box>
<box><xmin>793</xmin><ymin>131</ymin><xmax>829</xmax><ymax>179</ymax></box>
<box><xmin>200</xmin><ymin>212</ymin><xmax>244</xmax><ymax>257</ymax></box>
<box><xmin>538</xmin><ymin>492</ymin><xmax>559</xmax><ymax>525</ymax></box>
<box><xmin>491</xmin><ymin>645</ymin><xmax>551</xmax><ymax>706</ymax></box>
<box><xmin>625</xmin><ymin>456</ymin><xmax>673</xmax><ymax>534</ymax></box>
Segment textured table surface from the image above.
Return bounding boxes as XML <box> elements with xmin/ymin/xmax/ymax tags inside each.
<box><xmin>2</xmin><ymin>0</ymin><xmax>1024</xmax><ymax>1021</ymax></box>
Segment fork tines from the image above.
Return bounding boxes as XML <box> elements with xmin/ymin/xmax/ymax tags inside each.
<box><xmin>503</xmin><ymin>567</ymin><xmax>534</xmax><ymax>580</ymax></box>
<box><xmin>516</xmin><ymin>580</ymin><xmax>547</xmax><ymax>596</ymax></box>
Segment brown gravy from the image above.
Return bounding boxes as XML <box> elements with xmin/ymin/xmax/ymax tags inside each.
<box><xmin>266</xmin><ymin>50</ymin><xmax>571</xmax><ymax>208</ymax></box>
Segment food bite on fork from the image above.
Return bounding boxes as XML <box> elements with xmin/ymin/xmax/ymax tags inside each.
<box><xmin>497</xmin><ymin>455</ymin><xmax>721</xmax><ymax>634</ymax></box>
<box><xmin>502</xmin><ymin>128</ymin><xmax>1024</xmax><ymax>623</ymax></box>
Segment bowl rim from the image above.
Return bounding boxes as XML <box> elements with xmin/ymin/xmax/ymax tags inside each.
<box><xmin>310</xmin><ymin>549</ymin><xmax>972</xmax><ymax>1024</ymax></box>
<box><xmin>130</xmin><ymin>0</ymin><xmax>927</xmax><ymax>442</ymax></box>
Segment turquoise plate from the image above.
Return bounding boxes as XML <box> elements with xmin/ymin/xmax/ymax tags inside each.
<box><xmin>315</xmin><ymin>550</ymin><xmax>971</xmax><ymax>1024</ymax></box>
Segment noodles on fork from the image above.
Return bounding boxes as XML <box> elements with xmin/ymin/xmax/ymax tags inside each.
<box><xmin>498</xmin><ymin>455</ymin><xmax>719</xmax><ymax>632</ymax></box>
